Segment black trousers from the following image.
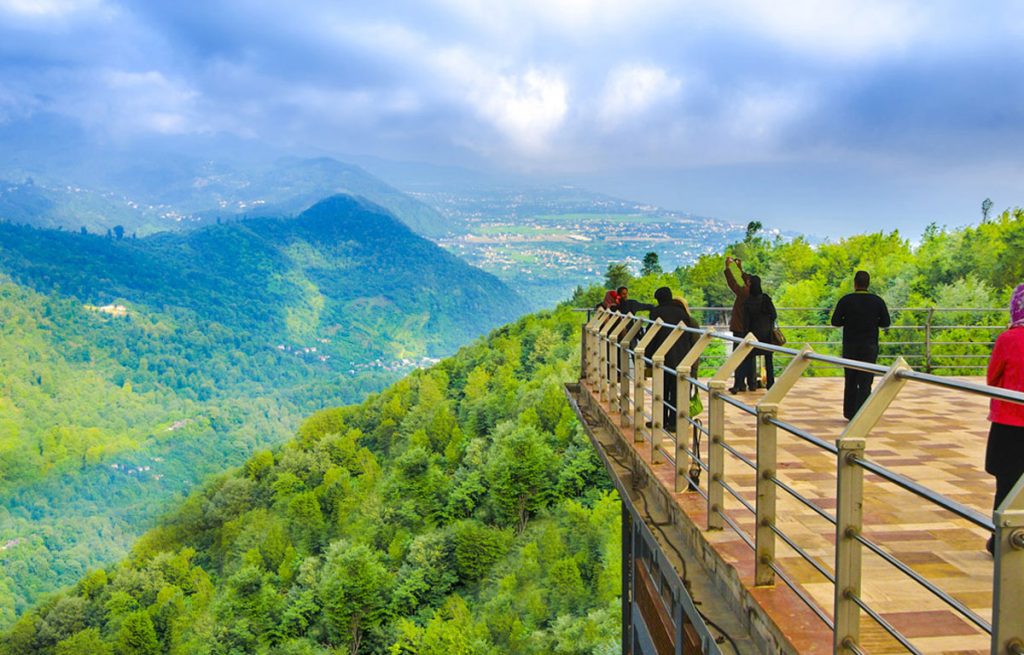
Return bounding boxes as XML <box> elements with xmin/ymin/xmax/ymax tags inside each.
<box><xmin>986</xmin><ymin>422</ymin><xmax>1024</xmax><ymax>510</ymax></box>
<box><xmin>733</xmin><ymin>331</ymin><xmax>754</xmax><ymax>390</ymax></box>
<box><xmin>842</xmin><ymin>343</ymin><xmax>878</xmax><ymax>419</ymax></box>
<box><xmin>663</xmin><ymin>357</ymin><xmax>681</xmax><ymax>428</ymax></box>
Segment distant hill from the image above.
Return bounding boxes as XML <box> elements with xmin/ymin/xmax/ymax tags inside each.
<box><xmin>0</xmin><ymin>195</ymin><xmax>526</xmax><ymax>623</ymax></box>
<box><xmin>0</xmin><ymin>117</ymin><xmax>453</xmax><ymax>237</ymax></box>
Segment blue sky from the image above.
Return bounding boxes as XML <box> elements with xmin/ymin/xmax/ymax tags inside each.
<box><xmin>1</xmin><ymin>0</ymin><xmax>1023</xmax><ymax>236</ymax></box>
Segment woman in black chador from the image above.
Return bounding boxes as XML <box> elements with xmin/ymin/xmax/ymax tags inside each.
<box><xmin>741</xmin><ymin>275</ymin><xmax>777</xmax><ymax>390</ymax></box>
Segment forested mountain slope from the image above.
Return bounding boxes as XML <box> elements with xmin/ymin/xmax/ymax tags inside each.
<box><xmin>4</xmin><ymin>206</ymin><xmax>1019</xmax><ymax>653</ymax></box>
<box><xmin>0</xmin><ymin>304</ymin><xmax>621</xmax><ymax>655</ymax></box>
<box><xmin>0</xmin><ymin>195</ymin><xmax>526</xmax><ymax>626</ymax></box>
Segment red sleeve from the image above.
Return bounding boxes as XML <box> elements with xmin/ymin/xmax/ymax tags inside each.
<box><xmin>988</xmin><ymin>333</ymin><xmax>1008</xmax><ymax>387</ymax></box>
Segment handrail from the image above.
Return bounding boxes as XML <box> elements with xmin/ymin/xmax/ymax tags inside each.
<box><xmin>574</xmin><ymin>304</ymin><xmax>1007</xmax><ymax>373</ymax></box>
<box><xmin>580</xmin><ymin>307</ymin><xmax>1024</xmax><ymax>654</ymax></box>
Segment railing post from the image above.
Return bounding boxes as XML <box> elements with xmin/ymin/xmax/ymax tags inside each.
<box><xmin>832</xmin><ymin>356</ymin><xmax>911</xmax><ymax>654</ymax></box>
<box><xmin>586</xmin><ymin>311</ymin><xmax>605</xmax><ymax>385</ymax></box>
<box><xmin>650</xmin><ymin>327</ymin><xmax>684</xmax><ymax>466</ymax></box>
<box><xmin>993</xmin><ymin>475</ymin><xmax>1024</xmax><ymax>655</ymax></box>
<box><xmin>608</xmin><ymin>316</ymin><xmax>631</xmax><ymax>406</ymax></box>
<box><xmin>651</xmin><ymin>355</ymin><xmax>665</xmax><ymax>463</ymax></box>
<box><xmin>581</xmin><ymin>317</ymin><xmax>588</xmax><ymax>380</ymax></box>
<box><xmin>754</xmin><ymin>345</ymin><xmax>815</xmax><ymax>584</ymax></box>
<box><xmin>705</xmin><ymin>332</ymin><xmax>757</xmax><ymax>530</ymax></box>
<box><xmin>619</xmin><ymin>318</ymin><xmax>643</xmax><ymax>427</ymax></box>
<box><xmin>632</xmin><ymin>321</ymin><xmax>662</xmax><ymax>443</ymax></box>
<box><xmin>675</xmin><ymin>331</ymin><xmax>714</xmax><ymax>493</ymax></box>
<box><xmin>925</xmin><ymin>307</ymin><xmax>935</xmax><ymax>374</ymax></box>
<box><xmin>598</xmin><ymin>314</ymin><xmax>621</xmax><ymax>402</ymax></box>
<box><xmin>707</xmin><ymin>379</ymin><xmax>726</xmax><ymax>531</ymax></box>
<box><xmin>755</xmin><ymin>405</ymin><xmax>778</xmax><ymax>586</ymax></box>
<box><xmin>834</xmin><ymin>436</ymin><xmax>866</xmax><ymax>654</ymax></box>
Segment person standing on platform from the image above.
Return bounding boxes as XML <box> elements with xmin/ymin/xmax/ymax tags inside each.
<box><xmin>984</xmin><ymin>283</ymin><xmax>1024</xmax><ymax>554</ymax></box>
<box><xmin>647</xmin><ymin>287</ymin><xmax>700</xmax><ymax>431</ymax></box>
<box><xmin>724</xmin><ymin>256</ymin><xmax>753</xmax><ymax>393</ymax></box>
<box><xmin>615</xmin><ymin>286</ymin><xmax>656</xmax><ymax>315</ymax></box>
<box><xmin>742</xmin><ymin>275</ymin><xmax>778</xmax><ymax>390</ymax></box>
<box><xmin>830</xmin><ymin>270</ymin><xmax>891</xmax><ymax>419</ymax></box>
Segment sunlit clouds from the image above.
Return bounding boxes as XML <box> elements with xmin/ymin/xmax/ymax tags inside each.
<box><xmin>0</xmin><ymin>0</ymin><xmax>1022</xmax><ymax>232</ymax></box>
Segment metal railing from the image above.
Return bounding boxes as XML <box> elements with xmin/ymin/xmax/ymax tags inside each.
<box><xmin>582</xmin><ymin>306</ymin><xmax>1009</xmax><ymax>374</ymax></box>
<box><xmin>581</xmin><ymin>308</ymin><xmax>1024</xmax><ymax>655</ymax></box>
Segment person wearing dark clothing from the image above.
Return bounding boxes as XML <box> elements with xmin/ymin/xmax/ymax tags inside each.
<box><xmin>831</xmin><ymin>271</ymin><xmax>891</xmax><ymax>419</ymax></box>
<box><xmin>648</xmin><ymin>287</ymin><xmax>700</xmax><ymax>430</ymax></box>
<box><xmin>725</xmin><ymin>256</ymin><xmax>754</xmax><ymax>393</ymax></box>
<box><xmin>742</xmin><ymin>275</ymin><xmax>778</xmax><ymax>390</ymax></box>
<box><xmin>614</xmin><ymin>286</ymin><xmax>655</xmax><ymax>315</ymax></box>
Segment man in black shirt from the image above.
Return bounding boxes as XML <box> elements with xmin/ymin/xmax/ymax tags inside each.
<box><xmin>647</xmin><ymin>287</ymin><xmax>699</xmax><ymax>430</ymax></box>
<box><xmin>831</xmin><ymin>271</ymin><xmax>891</xmax><ymax>419</ymax></box>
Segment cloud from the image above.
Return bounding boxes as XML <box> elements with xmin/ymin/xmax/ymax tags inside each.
<box><xmin>437</xmin><ymin>0</ymin><xmax>676</xmax><ymax>38</ymax></box>
<box><xmin>83</xmin><ymin>69</ymin><xmax>199</xmax><ymax>134</ymax></box>
<box><xmin>0</xmin><ymin>0</ymin><xmax>107</xmax><ymax>19</ymax></box>
<box><xmin>725</xmin><ymin>85</ymin><xmax>814</xmax><ymax>150</ymax></box>
<box><xmin>598</xmin><ymin>64</ymin><xmax>682</xmax><ymax>129</ymax></box>
<box><xmin>433</xmin><ymin>48</ymin><xmax>568</xmax><ymax>155</ymax></box>
<box><xmin>705</xmin><ymin>0</ymin><xmax>928</xmax><ymax>62</ymax></box>
<box><xmin>1</xmin><ymin>0</ymin><xmax>1024</xmax><ymax>229</ymax></box>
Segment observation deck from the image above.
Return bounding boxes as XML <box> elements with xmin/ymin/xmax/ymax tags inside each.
<box><xmin>565</xmin><ymin>308</ymin><xmax>1024</xmax><ymax>655</ymax></box>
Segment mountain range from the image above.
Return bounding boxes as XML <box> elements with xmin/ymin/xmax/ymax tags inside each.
<box><xmin>0</xmin><ymin>194</ymin><xmax>526</xmax><ymax>623</ymax></box>
<box><xmin>0</xmin><ymin>116</ymin><xmax>453</xmax><ymax>238</ymax></box>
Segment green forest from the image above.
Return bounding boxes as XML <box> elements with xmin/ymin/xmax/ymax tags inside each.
<box><xmin>0</xmin><ymin>304</ymin><xmax>620</xmax><ymax>655</ymax></box>
<box><xmin>2</xmin><ymin>205</ymin><xmax>1022</xmax><ymax>654</ymax></box>
<box><xmin>0</xmin><ymin>195</ymin><xmax>526</xmax><ymax>624</ymax></box>
<box><xmin>583</xmin><ymin>208</ymin><xmax>1024</xmax><ymax>374</ymax></box>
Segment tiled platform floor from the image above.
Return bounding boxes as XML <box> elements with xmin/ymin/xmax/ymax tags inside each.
<box><xmin>585</xmin><ymin>375</ymin><xmax>997</xmax><ymax>655</ymax></box>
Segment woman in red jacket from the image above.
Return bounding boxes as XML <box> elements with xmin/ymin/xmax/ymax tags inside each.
<box><xmin>985</xmin><ymin>283</ymin><xmax>1024</xmax><ymax>553</ymax></box>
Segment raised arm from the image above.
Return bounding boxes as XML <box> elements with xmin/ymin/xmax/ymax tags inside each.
<box><xmin>724</xmin><ymin>257</ymin><xmax>741</xmax><ymax>294</ymax></box>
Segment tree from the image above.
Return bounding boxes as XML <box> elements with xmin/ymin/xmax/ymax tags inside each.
<box><xmin>319</xmin><ymin>542</ymin><xmax>393</xmax><ymax>655</ymax></box>
<box><xmin>640</xmin><ymin>252</ymin><xmax>662</xmax><ymax>276</ymax></box>
<box><xmin>744</xmin><ymin>220</ymin><xmax>763</xmax><ymax>242</ymax></box>
<box><xmin>486</xmin><ymin>425</ymin><xmax>555</xmax><ymax>532</ymax></box>
<box><xmin>114</xmin><ymin>611</ymin><xmax>159</xmax><ymax>655</ymax></box>
<box><xmin>55</xmin><ymin>628</ymin><xmax>112</xmax><ymax>655</ymax></box>
<box><xmin>113</xmin><ymin>225</ymin><xmax>125</xmax><ymax>241</ymax></box>
<box><xmin>982</xmin><ymin>198</ymin><xmax>993</xmax><ymax>222</ymax></box>
<box><xmin>603</xmin><ymin>263</ymin><xmax>631</xmax><ymax>289</ymax></box>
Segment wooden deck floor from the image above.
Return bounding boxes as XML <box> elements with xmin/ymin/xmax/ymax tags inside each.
<box><xmin>583</xmin><ymin>375</ymin><xmax>995</xmax><ymax>655</ymax></box>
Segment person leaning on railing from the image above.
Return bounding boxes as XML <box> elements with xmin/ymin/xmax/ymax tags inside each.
<box><xmin>646</xmin><ymin>287</ymin><xmax>700</xmax><ymax>431</ymax></box>
<box><xmin>614</xmin><ymin>286</ymin><xmax>656</xmax><ymax>315</ymax></box>
<box><xmin>984</xmin><ymin>282</ymin><xmax>1024</xmax><ymax>554</ymax></box>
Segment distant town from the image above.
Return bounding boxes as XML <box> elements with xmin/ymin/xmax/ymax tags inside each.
<box><xmin>415</xmin><ymin>187</ymin><xmax>750</xmax><ymax>306</ymax></box>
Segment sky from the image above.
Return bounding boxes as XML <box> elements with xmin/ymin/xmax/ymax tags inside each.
<box><xmin>1</xmin><ymin>0</ymin><xmax>1023</xmax><ymax>236</ymax></box>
